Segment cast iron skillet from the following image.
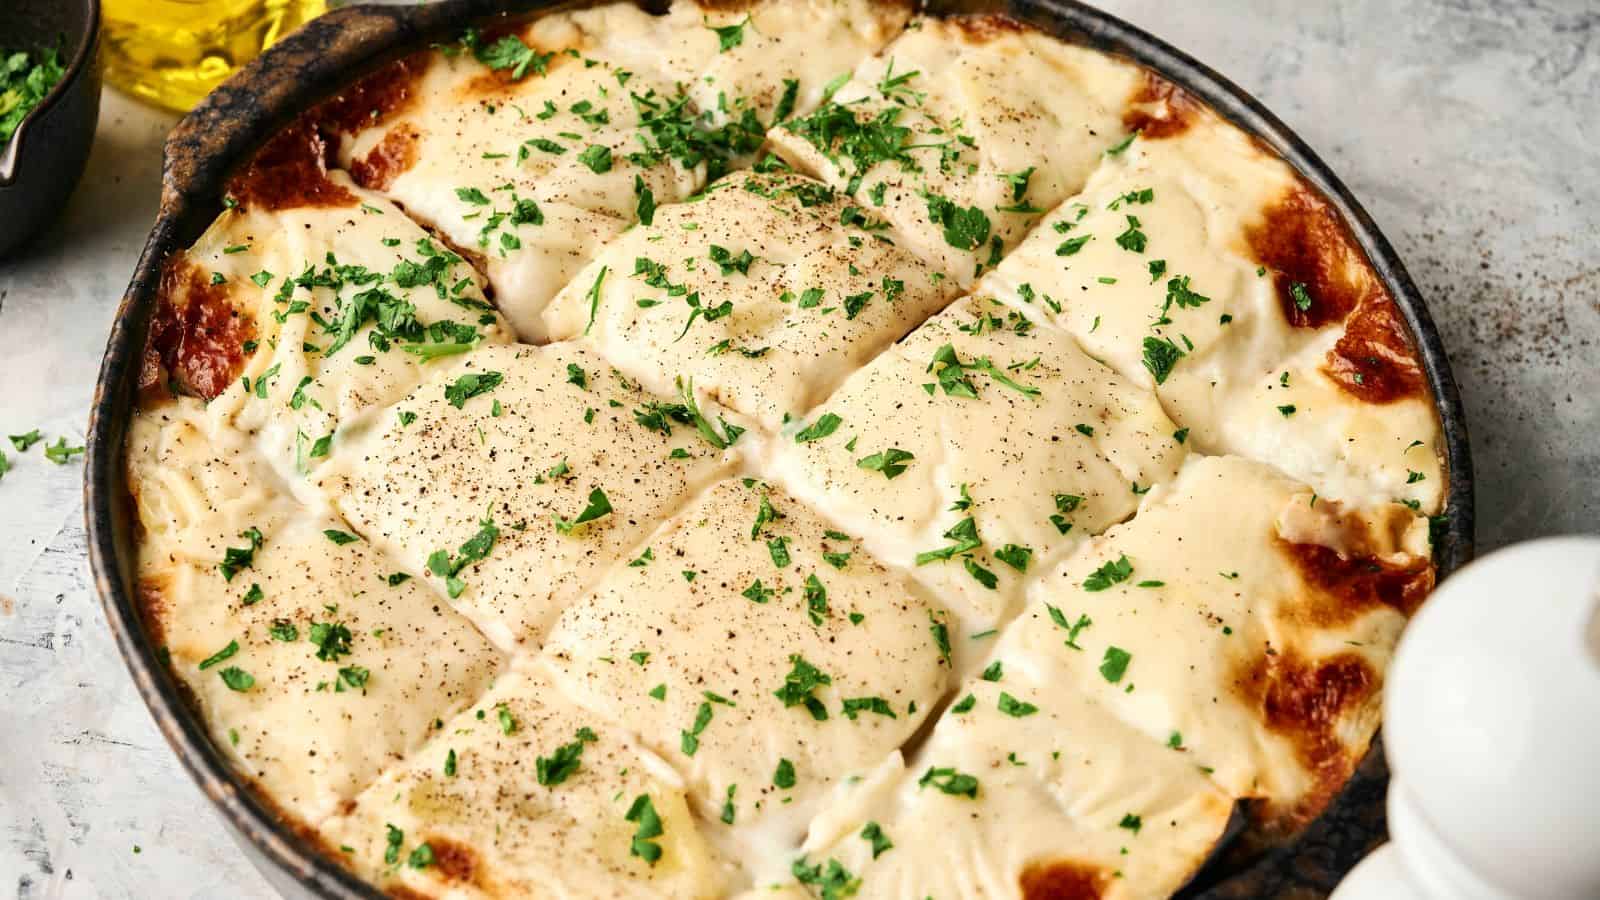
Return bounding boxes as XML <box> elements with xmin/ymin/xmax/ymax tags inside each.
<box><xmin>84</xmin><ymin>1</ymin><xmax>1476</xmax><ymax>897</ymax></box>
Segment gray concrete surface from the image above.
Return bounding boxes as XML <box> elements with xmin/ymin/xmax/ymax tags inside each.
<box><xmin>1</xmin><ymin>2</ymin><xmax>1596</xmax><ymax>896</ymax></box>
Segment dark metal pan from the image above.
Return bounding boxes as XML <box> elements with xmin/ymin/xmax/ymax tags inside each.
<box><xmin>83</xmin><ymin>1</ymin><xmax>1476</xmax><ymax>897</ymax></box>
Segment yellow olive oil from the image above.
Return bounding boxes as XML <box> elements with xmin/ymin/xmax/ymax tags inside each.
<box><xmin>102</xmin><ymin>0</ymin><xmax>328</xmax><ymax>113</ymax></box>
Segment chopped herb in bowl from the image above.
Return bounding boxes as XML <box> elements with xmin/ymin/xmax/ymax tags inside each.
<box><xmin>0</xmin><ymin>46</ymin><xmax>66</xmax><ymax>147</ymax></box>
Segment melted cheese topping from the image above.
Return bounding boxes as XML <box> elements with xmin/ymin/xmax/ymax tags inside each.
<box><xmin>538</xmin><ymin>0</ymin><xmax>913</xmax><ymax>129</ymax></box>
<box><xmin>544</xmin><ymin>170</ymin><xmax>959</xmax><ymax>428</ymax></box>
<box><xmin>768</xmin><ymin>16</ymin><xmax>1143</xmax><ymax>285</ymax></box>
<box><xmin>174</xmin><ymin>170</ymin><xmax>515</xmax><ymax>492</ymax></box>
<box><xmin>794</xmin><ymin>654</ymin><xmax>1235</xmax><ymax>898</ymax></box>
<box><xmin>320</xmin><ymin>656</ymin><xmax>733</xmax><ymax>898</ymax></box>
<box><xmin>769</xmin><ymin>295</ymin><xmax>1186</xmax><ymax>657</ymax></box>
<box><xmin>312</xmin><ymin>342</ymin><xmax>740</xmax><ymax>651</ymax></box>
<box><xmin>126</xmin><ymin>4</ymin><xmax>1450</xmax><ymax>895</ymax></box>
<box><xmin>128</xmin><ymin>402</ymin><xmax>502</xmax><ymax>826</ymax></box>
<box><xmin>542</xmin><ymin>479</ymin><xmax>952</xmax><ymax>884</ymax></box>
<box><xmin>983</xmin><ymin>119</ymin><xmax>1443</xmax><ymax>511</ymax></box>
<box><xmin>330</xmin><ymin>49</ymin><xmax>700</xmax><ymax>342</ymax></box>
<box><xmin>1020</xmin><ymin>454</ymin><xmax>1427</xmax><ymax>834</ymax></box>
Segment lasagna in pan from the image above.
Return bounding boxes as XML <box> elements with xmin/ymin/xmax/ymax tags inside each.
<box><xmin>127</xmin><ymin>2</ymin><xmax>1443</xmax><ymax>897</ymax></box>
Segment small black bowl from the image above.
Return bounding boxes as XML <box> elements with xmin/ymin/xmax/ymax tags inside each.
<box><xmin>0</xmin><ymin>0</ymin><xmax>101</xmax><ymax>260</ymax></box>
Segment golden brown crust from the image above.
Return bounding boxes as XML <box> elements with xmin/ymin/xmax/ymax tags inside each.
<box><xmin>141</xmin><ymin>256</ymin><xmax>257</xmax><ymax>404</ymax></box>
<box><xmin>313</xmin><ymin>52</ymin><xmax>432</xmax><ymax>136</ymax></box>
<box><xmin>1122</xmin><ymin>71</ymin><xmax>1203</xmax><ymax>140</ymax></box>
<box><xmin>349</xmin><ymin>122</ymin><xmax>421</xmax><ymax>191</ymax></box>
<box><xmin>1231</xmin><ymin>649</ymin><xmax>1380</xmax><ymax>837</ymax></box>
<box><xmin>941</xmin><ymin>12</ymin><xmax>1030</xmax><ymax>43</ymax></box>
<box><xmin>1245</xmin><ymin>183</ymin><xmax>1426</xmax><ymax>404</ymax></box>
<box><xmin>1281</xmin><ymin>541</ymin><xmax>1435</xmax><ymax>624</ymax></box>
<box><xmin>1019</xmin><ymin>859</ymin><xmax>1111</xmax><ymax>900</ymax></box>
<box><xmin>224</xmin><ymin>119</ymin><xmax>357</xmax><ymax>213</ymax></box>
<box><xmin>1325</xmin><ymin>296</ymin><xmax>1427</xmax><ymax>404</ymax></box>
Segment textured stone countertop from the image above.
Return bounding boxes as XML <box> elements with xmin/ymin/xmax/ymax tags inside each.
<box><xmin>1</xmin><ymin>1</ymin><xmax>1595</xmax><ymax>896</ymax></box>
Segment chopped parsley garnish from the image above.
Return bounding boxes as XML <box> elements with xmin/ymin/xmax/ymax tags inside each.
<box><xmin>219</xmin><ymin>526</ymin><xmax>264</xmax><ymax>582</ymax></box>
<box><xmin>922</xmin><ymin>192</ymin><xmax>991</xmax><ymax>251</ymax></box>
<box><xmin>1290</xmin><ymin>281</ymin><xmax>1313</xmax><ymax>312</ymax></box>
<box><xmin>443</xmin><ymin>370</ymin><xmax>504</xmax><ymax>408</ymax></box>
<box><xmin>1083</xmin><ymin>554</ymin><xmax>1134</xmax><ymax>591</ymax></box>
<box><xmin>1099</xmin><ymin>646</ymin><xmax>1132</xmax><ymax>683</ymax></box>
<box><xmin>861</xmin><ymin>822</ymin><xmax>893</xmax><ymax>858</ymax></box>
<box><xmin>0</xmin><ymin>47</ymin><xmax>66</xmax><ymax>145</ymax></box>
<box><xmin>708</xmin><ymin>244</ymin><xmax>756</xmax><ymax>275</ymax></box>
<box><xmin>929</xmin><ymin>612</ymin><xmax>952</xmax><ymax>665</ymax></box>
<box><xmin>803</xmin><ymin>573</ymin><xmax>830</xmax><ymax>625</ymax></box>
<box><xmin>577</xmin><ymin>143</ymin><xmax>613</xmax><ymax>173</ymax></box>
<box><xmin>198</xmin><ymin>640</ymin><xmax>239</xmax><ymax>670</ymax></box>
<box><xmin>680</xmin><ymin>700</ymin><xmax>714</xmax><ymax>755</ymax></box>
<box><xmin>1050</xmin><ymin>493</ymin><xmax>1084</xmax><ymax>535</ymax></box>
<box><xmin>552</xmin><ymin>487</ymin><xmax>613</xmax><ymax>534</ymax></box>
<box><xmin>1141</xmin><ymin>336</ymin><xmax>1185</xmax><ymax>385</ymax></box>
<box><xmin>856</xmin><ymin>447</ymin><xmax>914</xmax><ymax>479</ymax></box>
<box><xmin>998</xmin><ymin>692</ymin><xmax>1039</xmax><ymax>717</ymax></box>
<box><xmin>633</xmin><ymin>175</ymin><xmax>656</xmax><ymax>226</ymax></box>
<box><xmin>308</xmin><ymin>621</ymin><xmax>353</xmax><ymax>662</ymax></box>
<box><xmin>980</xmin><ymin>661</ymin><xmax>1003</xmax><ymax>682</ymax></box>
<box><xmin>840</xmin><ymin>696</ymin><xmax>896</xmax><ymax>720</ymax></box>
<box><xmin>218</xmin><ymin>667</ymin><xmax>255</xmax><ymax>692</ymax></box>
<box><xmin>624</xmin><ymin>794</ymin><xmax>665</xmax><ymax>865</ymax></box>
<box><xmin>426</xmin><ymin>516</ymin><xmax>500</xmax><ymax>597</ymax></box>
<box><xmin>793</xmin><ymin>857</ymin><xmax>861</xmax><ymax>899</ymax></box>
<box><xmin>1105</xmin><ymin>131</ymin><xmax>1139</xmax><ymax>156</ymax></box>
<box><xmin>918</xmin><ymin>766</ymin><xmax>979</xmax><ymax>798</ymax></box>
<box><xmin>1056</xmin><ymin>234</ymin><xmax>1092</xmax><ymax>256</ymax></box>
<box><xmin>742</xmin><ymin>579</ymin><xmax>775</xmax><ymax>604</ymax></box>
<box><xmin>708</xmin><ymin>15</ymin><xmax>752</xmax><ymax>52</ymax></box>
<box><xmin>916</xmin><ymin>517</ymin><xmax>981</xmax><ymax>565</ymax></box>
<box><xmin>1119</xmin><ymin>812</ymin><xmax>1143</xmax><ymax>834</ymax></box>
<box><xmin>497</xmin><ymin>704</ymin><xmax>517</xmax><ymax>735</ymax></box>
<box><xmin>323</xmin><ymin>529</ymin><xmax>359</xmax><ymax>545</ymax></box>
<box><xmin>466</xmin><ymin>31</ymin><xmax>553</xmax><ymax>80</ymax></box>
<box><xmin>773</xmin><ymin>758</ymin><xmax>796</xmax><ymax>789</ymax></box>
<box><xmin>994</xmin><ymin>543</ymin><xmax>1032</xmax><ymax>572</ymax></box>
<box><xmin>384</xmin><ymin>824</ymin><xmax>404</xmax><ymax>865</ymax></box>
<box><xmin>1115</xmin><ymin>215</ymin><xmax>1148</xmax><ymax>252</ymax></box>
<box><xmin>536</xmin><ymin>727</ymin><xmax>598</xmax><ymax>786</ymax></box>
<box><xmin>794</xmin><ymin>413</ymin><xmax>843</xmax><ymax>443</ymax></box>
<box><xmin>1045</xmin><ymin>603</ymin><xmax>1093</xmax><ymax>649</ymax></box>
<box><xmin>774</xmin><ymin>654</ymin><xmax>831</xmax><ymax>721</ymax></box>
<box><xmin>951</xmin><ymin>693</ymin><xmax>976</xmax><ymax>713</ymax></box>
